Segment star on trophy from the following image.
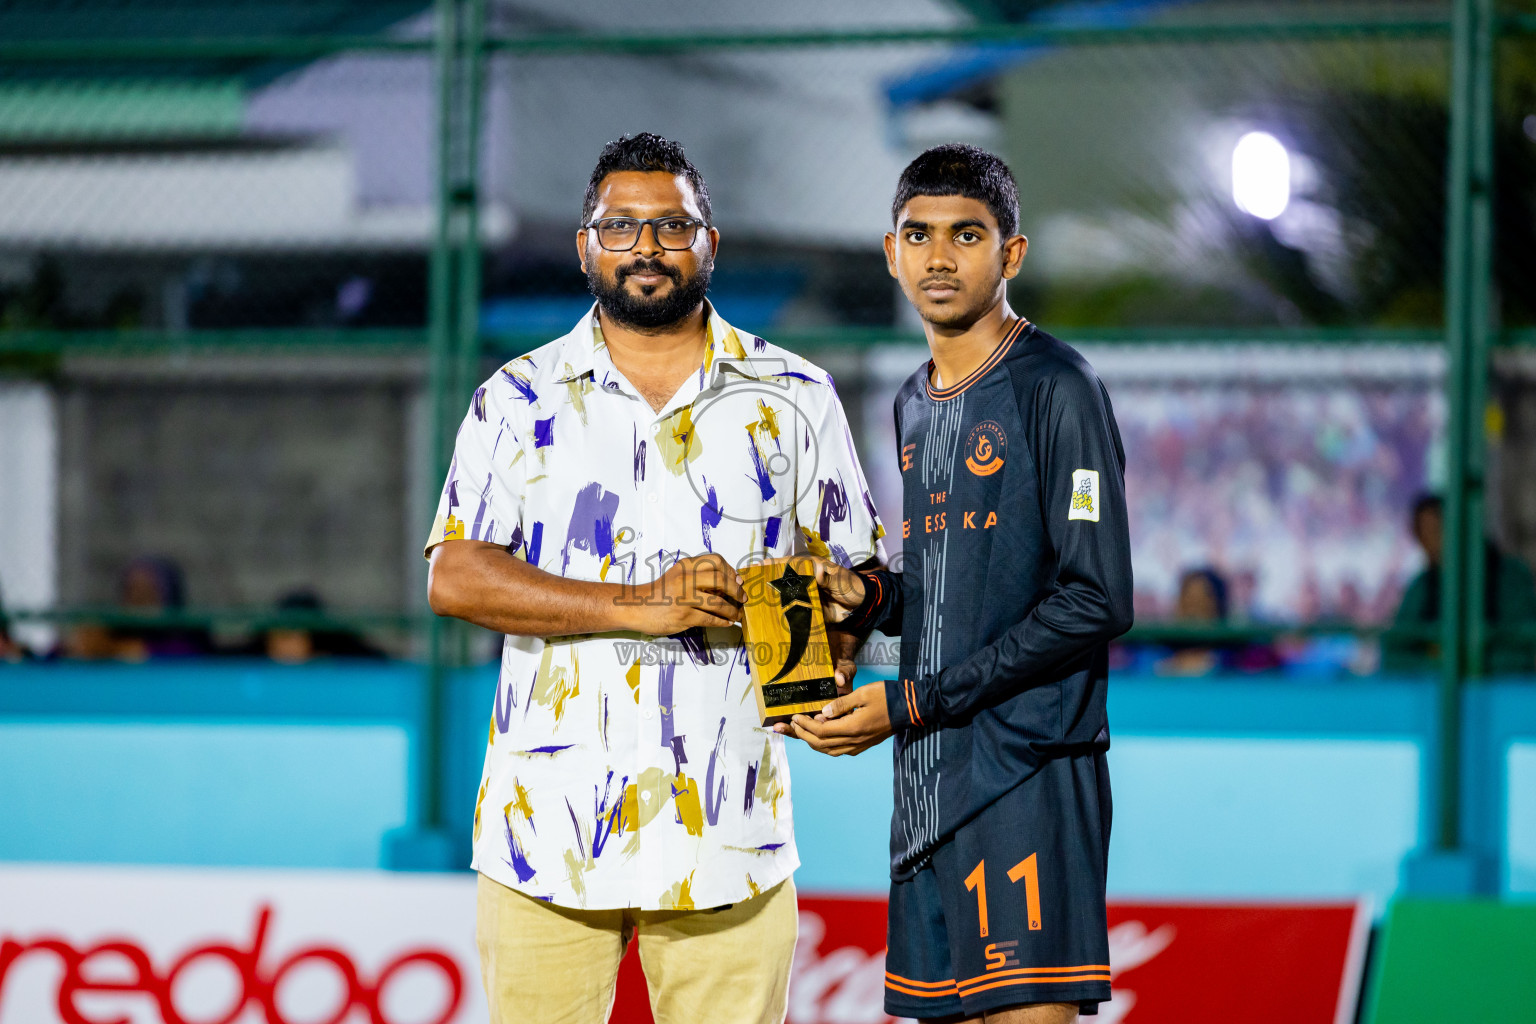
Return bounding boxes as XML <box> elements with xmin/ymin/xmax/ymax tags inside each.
<box><xmin>738</xmin><ymin>561</ymin><xmax>839</xmax><ymax>725</ymax></box>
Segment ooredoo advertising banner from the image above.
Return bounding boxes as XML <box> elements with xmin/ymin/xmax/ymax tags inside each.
<box><xmin>1</xmin><ymin>867</ymin><xmax>1368</xmax><ymax>1024</ymax></box>
<box><xmin>0</xmin><ymin>866</ymin><xmax>483</xmax><ymax>1024</ymax></box>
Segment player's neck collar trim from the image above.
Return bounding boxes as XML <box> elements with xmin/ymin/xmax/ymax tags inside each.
<box><xmin>926</xmin><ymin>318</ymin><xmax>1030</xmax><ymax>401</ymax></box>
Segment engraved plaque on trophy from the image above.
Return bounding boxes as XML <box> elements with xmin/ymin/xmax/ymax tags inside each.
<box><xmin>739</xmin><ymin>561</ymin><xmax>839</xmax><ymax>726</ymax></box>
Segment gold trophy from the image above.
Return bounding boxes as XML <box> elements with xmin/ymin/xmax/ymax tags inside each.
<box><xmin>739</xmin><ymin>561</ymin><xmax>839</xmax><ymax>725</ymax></box>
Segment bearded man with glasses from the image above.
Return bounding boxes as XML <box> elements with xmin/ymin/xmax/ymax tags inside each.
<box><xmin>424</xmin><ymin>133</ymin><xmax>887</xmax><ymax>1024</ymax></box>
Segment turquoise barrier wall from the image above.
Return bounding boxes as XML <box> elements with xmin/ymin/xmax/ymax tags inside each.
<box><xmin>2</xmin><ymin>664</ymin><xmax>1533</xmax><ymax>900</ymax></box>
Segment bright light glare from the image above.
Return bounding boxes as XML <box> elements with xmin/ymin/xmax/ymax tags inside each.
<box><xmin>1232</xmin><ymin>131</ymin><xmax>1291</xmax><ymax>220</ymax></box>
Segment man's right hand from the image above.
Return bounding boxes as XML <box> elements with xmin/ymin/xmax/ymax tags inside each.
<box><xmin>620</xmin><ymin>553</ymin><xmax>747</xmax><ymax>634</ymax></box>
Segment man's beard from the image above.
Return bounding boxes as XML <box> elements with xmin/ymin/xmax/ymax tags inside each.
<box><xmin>587</xmin><ymin>253</ymin><xmax>712</xmax><ymax>330</ymax></box>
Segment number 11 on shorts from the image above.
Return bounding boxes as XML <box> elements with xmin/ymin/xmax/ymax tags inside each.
<box><xmin>965</xmin><ymin>854</ymin><xmax>1044</xmax><ymax>938</ymax></box>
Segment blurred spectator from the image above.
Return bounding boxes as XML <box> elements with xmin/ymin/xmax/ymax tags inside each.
<box><xmin>63</xmin><ymin>556</ymin><xmax>211</xmax><ymax>660</ymax></box>
<box><xmin>0</xmin><ymin>593</ymin><xmax>23</xmax><ymax>662</ymax></box>
<box><xmin>1382</xmin><ymin>494</ymin><xmax>1536</xmax><ymax>673</ymax></box>
<box><xmin>248</xmin><ymin>590</ymin><xmax>384</xmax><ymax>663</ymax></box>
<box><xmin>1139</xmin><ymin>567</ymin><xmax>1282</xmax><ymax>676</ymax></box>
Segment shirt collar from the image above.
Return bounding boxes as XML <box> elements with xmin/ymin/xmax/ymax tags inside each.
<box><xmin>551</xmin><ymin>301</ymin><xmax>766</xmax><ymax>390</ymax></box>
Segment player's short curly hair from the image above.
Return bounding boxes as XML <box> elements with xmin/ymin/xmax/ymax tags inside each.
<box><xmin>891</xmin><ymin>144</ymin><xmax>1020</xmax><ymax>239</ymax></box>
<box><xmin>582</xmin><ymin>132</ymin><xmax>713</xmax><ymax>227</ymax></box>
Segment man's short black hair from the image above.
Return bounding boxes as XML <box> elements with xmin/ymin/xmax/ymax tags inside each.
<box><xmin>891</xmin><ymin>144</ymin><xmax>1020</xmax><ymax>239</ymax></box>
<box><xmin>1411</xmin><ymin>492</ymin><xmax>1443</xmax><ymax>524</ymax></box>
<box><xmin>582</xmin><ymin>132</ymin><xmax>712</xmax><ymax>227</ymax></box>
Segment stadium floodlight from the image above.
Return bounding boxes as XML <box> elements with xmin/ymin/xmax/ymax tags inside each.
<box><xmin>1231</xmin><ymin>131</ymin><xmax>1290</xmax><ymax>221</ymax></box>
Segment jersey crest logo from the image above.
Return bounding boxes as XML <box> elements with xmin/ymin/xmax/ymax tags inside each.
<box><xmin>964</xmin><ymin>421</ymin><xmax>1007</xmax><ymax>477</ymax></box>
<box><xmin>1068</xmin><ymin>469</ymin><xmax>1100</xmax><ymax>522</ymax></box>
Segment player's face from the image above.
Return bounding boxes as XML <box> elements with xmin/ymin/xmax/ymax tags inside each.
<box><xmin>885</xmin><ymin>195</ymin><xmax>1027</xmax><ymax>330</ymax></box>
<box><xmin>578</xmin><ymin>171</ymin><xmax>720</xmax><ymax>330</ymax></box>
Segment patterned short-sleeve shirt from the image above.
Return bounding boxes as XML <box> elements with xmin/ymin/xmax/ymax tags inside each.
<box><xmin>426</xmin><ymin>303</ymin><xmax>886</xmax><ymax>911</ymax></box>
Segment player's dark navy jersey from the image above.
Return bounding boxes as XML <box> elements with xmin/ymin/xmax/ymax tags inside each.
<box><xmin>847</xmin><ymin>319</ymin><xmax>1133</xmax><ymax>877</ymax></box>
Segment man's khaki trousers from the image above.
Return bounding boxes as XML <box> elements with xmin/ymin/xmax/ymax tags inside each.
<box><xmin>476</xmin><ymin>872</ymin><xmax>798</xmax><ymax>1024</ymax></box>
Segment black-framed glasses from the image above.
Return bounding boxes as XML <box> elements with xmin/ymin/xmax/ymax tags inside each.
<box><xmin>585</xmin><ymin>216</ymin><xmax>705</xmax><ymax>251</ymax></box>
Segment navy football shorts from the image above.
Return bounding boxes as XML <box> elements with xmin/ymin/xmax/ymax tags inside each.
<box><xmin>884</xmin><ymin>751</ymin><xmax>1112</xmax><ymax>1019</ymax></box>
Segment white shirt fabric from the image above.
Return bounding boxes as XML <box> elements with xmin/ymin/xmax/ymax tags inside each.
<box><xmin>425</xmin><ymin>303</ymin><xmax>887</xmax><ymax>911</ymax></box>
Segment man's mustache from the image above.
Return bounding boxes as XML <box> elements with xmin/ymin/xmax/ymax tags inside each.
<box><xmin>918</xmin><ymin>275</ymin><xmax>962</xmax><ymax>290</ymax></box>
<box><xmin>617</xmin><ymin>259</ymin><xmax>682</xmax><ymax>286</ymax></box>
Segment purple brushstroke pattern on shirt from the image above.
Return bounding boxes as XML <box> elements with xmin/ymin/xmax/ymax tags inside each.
<box><xmin>764</xmin><ymin>515</ymin><xmax>781</xmax><ymax>550</ymax></box>
<box><xmin>472</xmin><ymin>386</ymin><xmax>488</xmax><ymax>421</ymax></box>
<box><xmin>677</xmin><ymin>628</ymin><xmax>712</xmax><ymax>668</ymax></box>
<box><xmin>745</xmin><ymin>430</ymin><xmax>776</xmax><ymax>501</ymax></box>
<box><xmin>591</xmin><ymin>770</ymin><xmax>627</xmax><ymax>859</ymax></box>
<box><xmin>500</xmin><ymin>367</ymin><xmax>538</xmax><ymax>403</ymax></box>
<box><xmin>669</xmin><ymin>735</ymin><xmax>688</xmax><ymax>776</ymax></box>
<box><xmin>704</xmin><ymin>717</ymin><xmax>728</xmax><ymax>827</ymax></box>
<box><xmin>773</xmin><ymin>371</ymin><xmax>819</xmax><ymax>384</ymax></box>
<box><xmin>523</xmin><ymin>743</ymin><xmax>575</xmax><ymax>754</ymax></box>
<box><xmin>753</xmin><ymin>335</ymin><xmax>768</xmax><ymax>353</ymax></box>
<box><xmin>494</xmin><ymin>677</ymin><xmax>515</xmax><ymax>734</ymax></box>
<box><xmin>533</xmin><ymin>416</ymin><xmax>556</xmax><ymax>448</ymax></box>
<box><xmin>633</xmin><ymin>424</ymin><xmax>646</xmax><ymax>484</ymax></box>
<box><xmin>561</xmin><ymin>482</ymin><xmax>619</xmax><ymax>573</ymax></box>
<box><xmin>818</xmin><ymin>474</ymin><xmax>850</xmax><ymax>540</ymax></box>
<box><xmin>658</xmin><ymin>662</ymin><xmax>676</xmax><ymax>748</ymax></box>
<box><xmin>743</xmin><ymin>760</ymin><xmax>758</xmax><ymax>815</ymax></box>
<box><xmin>505</xmin><ymin>819</ymin><xmax>538</xmax><ymax>882</ymax></box>
<box><xmin>525</xmin><ymin>521</ymin><xmax>543</xmax><ymax>565</ymax></box>
<box><xmin>471</xmin><ymin>472</ymin><xmax>493</xmax><ymax>540</ymax></box>
<box><xmin>523</xmin><ymin>670</ymin><xmax>538</xmax><ymax>721</ymax></box>
<box><xmin>565</xmin><ymin>798</ymin><xmax>586</xmax><ymax>859</ymax></box>
<box><xmin>700</xmin><ymin>477</ymin><xmax>723</xmax><ymax>552</ymax></box>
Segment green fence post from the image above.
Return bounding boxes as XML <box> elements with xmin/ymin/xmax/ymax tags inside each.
<box><xmin>1403</xmin><ymin>0</ymin><xmax>1497</xmax><ymax>894</ymax></box>
<box><xmin>384</xmin><ymin>0</ymin><xmax>483</xmax><ymax>871</ymax></box>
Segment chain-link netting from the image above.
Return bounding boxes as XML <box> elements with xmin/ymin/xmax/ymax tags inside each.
<box><xmin>1</xmin><ymin>3</ymin><xmax>1528</xmax><ymax>672</ymax></box>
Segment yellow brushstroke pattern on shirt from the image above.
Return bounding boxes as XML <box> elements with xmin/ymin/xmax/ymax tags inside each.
<box><xmin>512</xmin><ymin>778</ymin><xmax>535</xmax><ymax>825</ymax></box>
<box><xmin>659</xmin><ymin>871</ymin><xmax>697</xmax><ymax>911</ymax></box>
<box><xmin>566</xmin><ymin>374</ymin><xmax>592</xmax><ymax>426</ymax></box>
<box><xmin>755</xmin><ymin>737</ymin><xmax>785</xmax><ymax>819</ymax></box>
<box><xmin>531</xmin><ymin>645</ymin><xmax>580</xmax><ymax>723</ymax></box>
<box><xmin>799</xmin><ymin>526</ymin><xmax>831</xmax><ymax>560</ymax></box>
<box><xmin>563</xmin><ymin>849</ymin><xmax>589</xmax><ymax>905</ymax></box>
<box><xmin>672</xmin><ymin>773</ymin><xmax>705</xmax><ymax>836</ymax></box>
<box><xmin>722</xmin><ymin>328</ymin><xmax>748</xmax><ymax>359</ymax></box>
<box><xmin>755</xmin><ymin>399</ymin><xmax>781</xmax><ymax>441</ymax></box>
<box><xmin>625</xmin><ymin>661</ymin><xmax>641</xmax><ymax>703</ymax></box>
<box><xmin>472</xmin><ymin>778</ymin><xmax>488</xmax><ymax>842</ymax></box>
<box><xmin>653</xmin><ymin>406</ymin><xmax>701</xmax><ymax>475</ymax></box>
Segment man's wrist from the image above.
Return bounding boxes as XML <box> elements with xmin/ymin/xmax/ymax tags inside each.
<box><xmin>607</xmin><ymin>580</ymin><xmax>653</xmax><ymax>633</ymax></box>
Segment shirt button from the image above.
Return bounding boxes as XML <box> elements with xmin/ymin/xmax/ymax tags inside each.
<box><xmin>644</xmin><ymin>709</ymin><xmax>654</xmax><ymax>720</ymax></box>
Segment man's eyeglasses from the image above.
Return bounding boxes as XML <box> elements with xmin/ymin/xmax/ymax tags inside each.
<box><xmin>585</xmin><ymin>217</ymin><xmax>705</xmax><ymax>252</ymax></box>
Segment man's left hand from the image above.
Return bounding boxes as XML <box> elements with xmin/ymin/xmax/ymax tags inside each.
<box><xmin>776</xmin><ymin>681</ymin><xmax>893</xmax><ymax>756</ymax></box>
